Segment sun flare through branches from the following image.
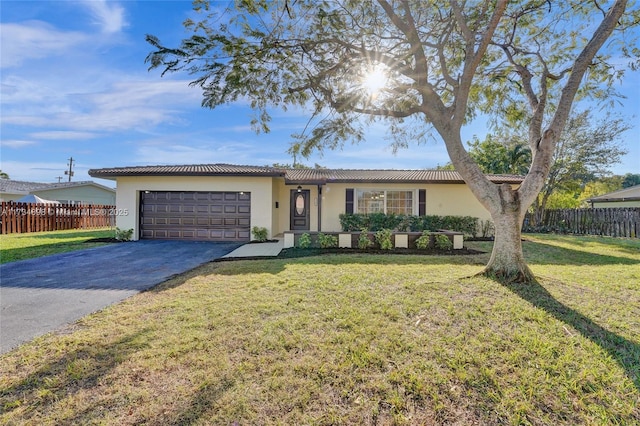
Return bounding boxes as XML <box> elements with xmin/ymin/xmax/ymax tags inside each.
<box><xmin>361</xmin><ymin>64</ymin><xmax>388</xmax><ymax>95</ymax></box>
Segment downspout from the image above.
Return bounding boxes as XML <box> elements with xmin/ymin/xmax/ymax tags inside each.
<box><xmin>317</xmin><ymin>184</ymin><xmax>323</xmax><ymax>232</ymax></box>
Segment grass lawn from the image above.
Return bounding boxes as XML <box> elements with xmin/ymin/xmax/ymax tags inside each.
<box><xmin>0</xmin><ymin>228</ymin><xmax>114</xmax><ymax>264</ymax></box>
<box><xmin>1</xmin><ymin>234</ymin><xmax>638</xmax><ymax>424</ymax></box>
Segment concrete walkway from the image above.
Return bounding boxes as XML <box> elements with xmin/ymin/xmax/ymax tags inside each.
<box><xmin>0</xmin><ymin>240</ymin><xmax>240</xmax><ymax>354</ymax></box>
<box><xmin>222</xmin><ymin>239</ymin><xmax>284</xmax><ymax>258</ymax></box>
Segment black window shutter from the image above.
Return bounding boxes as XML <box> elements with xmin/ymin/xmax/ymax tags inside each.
<box><xmin>418</xmin><ymin>189</ymin><xmax>426</xmax><ymax>216</ymax></box>
<box><xmin>345</xmin><ymin>188</ymin><xmax>354</xmax><ymax>214</ymax></box>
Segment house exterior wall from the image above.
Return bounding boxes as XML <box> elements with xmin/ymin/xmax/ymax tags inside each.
<box><xmin>587</xmin><ymin>185</ymin><xmax>640</xmax><ymax>208</ymax></box>
<box><xmin>33</xmin><ymin>186</ymin><xmax>116</xmax><ymax>205</ymax></box>
<box><xmin>114</xmin><ymin>175</ymin><xmax>275</xmax><ymax>240</ymax></box>
<box><xmin>320</xmin><ymin>182</ymin><xmax>492</xmax><ymax>232</ymax></box>
<box><xmin>271</xmin><ymin>178</ymin><xmax>282</xmax><ymax>236</ymax></box>
<box><xmin>421</xmin><ymin>184</ymin><xmax>492</xmax><ymax>219</ymax></box>
<box><xmin>111</xmin><ymin>175</ymin><xmax>497</xmax><ymax>239</ymax></box>
<box><xmin>273</xmin><ymin>183</ymin><xmax>321</xmax><ymax>235</ymax></box>
<box><xmin>0</xmin><ymin>193</ymin><xmax>23</xmax><ymax>202</ymax></box>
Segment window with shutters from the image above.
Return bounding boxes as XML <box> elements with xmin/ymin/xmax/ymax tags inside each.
<box><xmin>355</xmin><ymin>189</ymin><xmax>415</xmax><ymax>215</ymax></box>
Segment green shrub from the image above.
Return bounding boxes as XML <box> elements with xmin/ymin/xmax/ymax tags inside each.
<box><xmin>115</xmin><ymin>228</ymin><xmax>133</xmax><ymax>241</ymax></box>
<box><xmin>339</xmin><ymin>214</ymin><xmax>364</xmax><ymax>231</ymax></box>
<box><xmin>317</xmin><ymin>232</ymin><xmax>338</xmax><ymax>248</ymax></box>
<box><xmin>357</xmin><ymin>229</ymin><xmax>373</xmax><ymax>249</ymax></box>
<box><xmin>375</xmin><ymin>229</ymin><xmax>393</xmax><ymax>250</ymax></box>
<box><xmin>340</xmin><ymin>213</ymin><xmax>478</xmax><ymax>236</ymax></box>
<box><xmin>367</xmin><ymin>213</ymin><xmax>384</xmax><ymax>231</ymax></box>
<box><xmin>298</xmin><ymin>233</ymin><xmax>311</xmax><ymax>249</ymax></box>
<box><xmin>415</xmin><ymin>231</ymin><xmax>431</xmax><ymax>249</ymax></box>
<box><xmin>251</xmin><ymin>226</ymin><xmax>268</xmax><ymax>242</ymax></box>
<box><xmin>479</xmin><ymin>220</ymin><xmax>495</xmax><ymax>238</ymax></box>
<box><xmin>434</xmin><ymin>234</ymin><xmax>453</xmax><ymax>250</ymax></box>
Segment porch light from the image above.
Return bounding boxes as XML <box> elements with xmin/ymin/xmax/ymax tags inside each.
<box><xmin>297</xmin><ymin>185</ymin><xmax>302</xmax><ymax>193</ymax></box>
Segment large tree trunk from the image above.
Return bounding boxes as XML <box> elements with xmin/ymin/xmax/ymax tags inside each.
<box><xmin>437</xmin><ymin>129</ymin><xmax>538</xmax><ymax>283</ymax></box>
<box><xmin>483</xmin><ymin>187</ymin><xmax>534</xmax><ymax>283</ymax></box>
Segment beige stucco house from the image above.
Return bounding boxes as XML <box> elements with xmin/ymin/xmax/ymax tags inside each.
<box><xmin>89</xmin><ymin>164</ymin><xmax>522</xmax><ymax>242</ymax></box>
<box><xmin>0</xmin><ymin>180</ymin><xmax>116</xmax><ymax>205</ymax></box>
<box><xmin>587</xmin><ymin>184</ymin><xmax>640</xmax><ymax>208</ymax></box>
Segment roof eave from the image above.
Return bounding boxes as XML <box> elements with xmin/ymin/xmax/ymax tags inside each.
<box><xmin>88</xmin><ymin>171</ymin><xmax>285</xmax><ymax>179</ymax></box>
<box><xmin>590</xmin><ymin>197</ymin><xmax>640</xmax><ymax>202</ymax></box>
<box><xmin>286</xmin><ymin>179</ymin><xmax>522</xmax><ymax>184</ymax></box>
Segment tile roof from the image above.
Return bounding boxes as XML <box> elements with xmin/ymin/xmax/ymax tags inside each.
<box><xmin>283</xmin><ymin>168</ymin><xmax>523</xmax><ymax>184</ymax></box>
<box><xmin>587</xmin><ymin>184</ymin><xmax>640</xmax><ymax>202</ymax></box>
<box><xmin>88</xmin><ymin>164</ymin><xmax>286</xmax><ymax>178</ymax></box>
<box><xmin>0</xmin><ymin>180</ymin><xmax>50</xmax><ymax>194</ymax></box>
<box><xmin>0</xmin><ymin>180</ymin><xmax>114</xmax><ymax>194</ymax></box>
<box><xmin>89</xmin><ymin>163</ymin><xmax>524</xmax><ymax>184</ymax></box>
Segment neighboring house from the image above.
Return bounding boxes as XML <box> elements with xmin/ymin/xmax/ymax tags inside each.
<box><xmin>89</xmin><ymin>164</ymin><xmax>523</xmax><ymax>242</ymax></box>
<box><xmin>0</xmin><ymin>180</ymin><xmax>116</xmax><ymax>205</ymax></box>
<box><xmin>587</xmin><ymin>184</ymin><xmax>640</xmax><ymax>208</ymax></box>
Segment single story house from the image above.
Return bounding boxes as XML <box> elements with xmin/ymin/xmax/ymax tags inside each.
<box><xmin>0</xmin><ymin>180</ymin><xmax>116</xmax><ymax>205</ymax></box>
<box><xmin>89</xmin><ymin>164</ymin><xmax>523</xmax><ymax>242</ymax></box>
<box><xmin>586</xmin><ymin>184</ymin><xmax>640</xmax><ymax>208</ymax></box>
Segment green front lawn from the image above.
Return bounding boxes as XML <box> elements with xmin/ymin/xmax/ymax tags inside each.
<box><xmin>0</xmin><ymin>228</ymin><xmax>114</xmax><ymax>264</ymax></box>
<box><xmin>1</xmin><ymin>235</ymin><xmax>638</xmax><ymax>424</ymax></box>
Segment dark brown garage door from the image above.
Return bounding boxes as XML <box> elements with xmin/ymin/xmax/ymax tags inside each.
<box><xmin>140</xmin><ymin>191</ymin><xmax>251</xmax><ymax>241</ymax></box>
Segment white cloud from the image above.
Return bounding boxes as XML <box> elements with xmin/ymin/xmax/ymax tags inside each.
<box><xmin>86</xmin><ymin>80</ymin><xmax>201</xmax><ymax>112</ymax></box>
<box><xmin>81</xmin><ymin>0</ymin><xmax>127</xmax><ymax>34</ymax></box>
<box><xmin>0</xmin><ymin>21</ymin><xmax>86</xmax><ymax>68</ymax></box>
<box><xmin>2</xmin><ymin>79</ymin><xmax>202</xmax><ymax>132</ymax></box>
<box><xmin>134</xmin><ymin>141</ymin><xmax>264</xmax><ymax>165</ymax></box>
<box><xmin>1</xmin><ymin>75</ymin><xmax>76</xmax><ymax>106</ymax></box>
<box><xmin>1</xmin><ymin>140</ymin><xmax>37</xmax><ymax>148</ymax></box>
<box><xmin>29</xmin><ymin>131</ymin><xmax>98</xmax><ymax>140</ymax></box>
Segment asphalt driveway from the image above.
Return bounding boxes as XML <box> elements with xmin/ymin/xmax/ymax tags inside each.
<box><xmin>0</xmin><ymin>240</ymin><xmax>240</xmax><ymax>354</ymax></box>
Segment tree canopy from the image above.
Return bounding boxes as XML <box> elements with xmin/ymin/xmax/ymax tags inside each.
<box><xmin>147</xmin><ymin>0</ymin><xmax>638</xmax><ymax>282</ymax></box>
<box><xmin>458</xmin><ymin>108</ymin><xmax>630</xmax><ymax>219</ymax></box>
<box><xmin>457</xmin><ymin>135</ymin><xmax>531</xmax><ymax>176</ymax></box>
<box><xmin>532</xmin><ymin>108</ymin><xmax>629</xmax><ymax>220</ymax></box>
<box><xmin>622</xmin><ymin>173</ymin><xmax>640</xmax><ymax>188</ymax></box>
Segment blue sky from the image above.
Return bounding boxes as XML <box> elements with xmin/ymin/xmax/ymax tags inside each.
<box><xmin>1</xmin><ymin>0</ymin><xmax>639</xmax><ymax>189</ymax></box>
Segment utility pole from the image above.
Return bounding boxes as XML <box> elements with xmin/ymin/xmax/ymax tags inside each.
<box><xmin>56</xmin><ymin>176</ymin><xmax>63</xmax><ymax>183</ymax></box>
<box><xmin>64</xmin><ymin>157</ymin><xmax>75</xmax><ymax>182</ymax></box>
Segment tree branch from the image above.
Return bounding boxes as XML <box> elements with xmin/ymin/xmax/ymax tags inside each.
<box><xmin>519</xmin><ymin>0</ymin><xmax>628</xmax><ymax>207</ymax></box>
<box><xmin>377</xmin><ymin>0</ymin><xmax>449</xmax><ymax>120</ymax></box>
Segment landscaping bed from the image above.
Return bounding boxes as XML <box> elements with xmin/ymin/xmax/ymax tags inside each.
<box><xmin>278</xmin><ymin>246</ymin><xmax>484</xmax><ymax>258</ymax></box>
<box><xmin>84</xmin><ymin>237</ymin><xmax>124</xmax><ymax>243</ymax></box>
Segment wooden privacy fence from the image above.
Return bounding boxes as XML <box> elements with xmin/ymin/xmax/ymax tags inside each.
<box><xmin>1</xmin><ymin>202</ymin><xmax>116</xmax><ymax>234</ymax></box>
<box><xmin>524</xmin><ymin>207</ymin><xmax>640</xmax><ymax>238</ymax></box>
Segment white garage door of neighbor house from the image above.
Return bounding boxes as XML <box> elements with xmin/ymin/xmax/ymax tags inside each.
<box><xmin>140</xmin><ymin>191</ymin><xmax>251</xmax><ymax>241</ymax></box>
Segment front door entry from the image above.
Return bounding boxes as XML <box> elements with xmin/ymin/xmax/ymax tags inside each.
<box><xmin>290</xmin><ymin>189</ymin><xmax>310</xmax><ymax>230</ymax></box>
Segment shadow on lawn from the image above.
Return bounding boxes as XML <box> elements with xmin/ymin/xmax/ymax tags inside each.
<box><xmin>2</xmin><ymin>229</ymin><xmax>113</xmax><ymax>241</ymax></box>
<box><xmin>0</xmin><ymin>230</ymin><xmax>114</xmax><ymax>264</ymax></box>
<box><xmin>501</xmin><ymin>278</ymin><xmax>640</xmax><ymax>391</ymax></box>
<box><xmin>203</xmin><ymin>250</ymin><xmax>488</xmax><ymax>278</ymax></box>
<box><xmin>522</xmin><ymin>240</ymin><xmax>639</xmax><ymax>266</ymax></box>
<box><xmin>0</xmin><ymin>241</ymin><xmax>109</xmax><ymax>264</ymax></box>
<box><xmin>0</xmin><ymin>328</ymin><xmax>152</xmax><ymax>420</ymax></box>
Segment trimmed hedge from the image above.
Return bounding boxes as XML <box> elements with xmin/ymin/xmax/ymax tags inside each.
<box><xmin>339</xmin><ymin>213</ymin><xmax>479</xmax><ymax>236</ymax></box>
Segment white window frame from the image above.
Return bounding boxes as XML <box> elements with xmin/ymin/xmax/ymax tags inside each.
<box><xmin>355</xmin><ymin>188</ymin><xmax>417</xmax><ymax>215</ymax></box>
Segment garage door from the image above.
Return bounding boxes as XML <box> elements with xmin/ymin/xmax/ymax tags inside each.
<box><xmin>140</xmin><ymin>191</ymin><xmax>251</xmax><ymax>241</ymax></box>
